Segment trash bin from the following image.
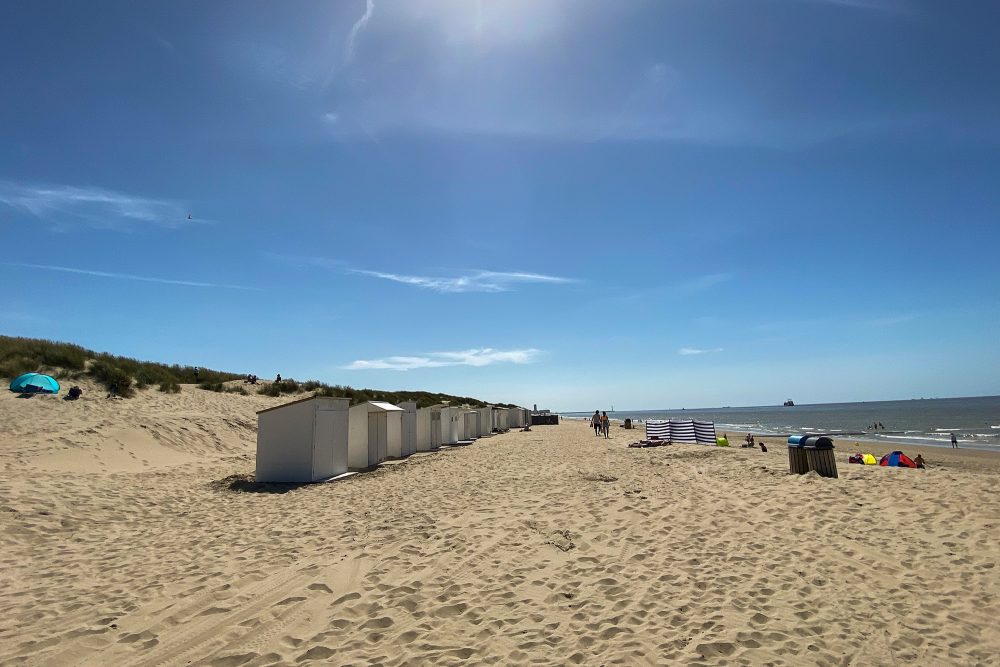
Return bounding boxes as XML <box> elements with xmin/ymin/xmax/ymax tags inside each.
<box><xmin>803</xmin><ymin>436</ymin><xmax>838</xmax><ymax>478</ymax></box>
<box><xmin>787</xmin><ymin>435</ymin><xmax>838</xmax><ymax>478</ymax></box>
<box><xmin>786</xmin><ymin>435</ymin><xmax>809</xmax><ymax>474</ymax></box>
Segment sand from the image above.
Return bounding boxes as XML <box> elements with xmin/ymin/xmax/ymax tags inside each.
<box><xmin>1</xmin><ymin>383</ymin><xmax>999</xmax><ymax>666</ymax></box>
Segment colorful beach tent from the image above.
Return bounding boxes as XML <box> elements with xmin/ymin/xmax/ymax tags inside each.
<box><xmin>862</xmin><ymin>453</ymin><xmax>878</xmax><ymax>465</ymax></box>
<box><xmin>9</xmin><ymin>373</ymin><xmax>60</xmax><ymax>394</ymax></box>
<box><xmin>879</xmin><ymin>451</ymin><xmax>917</xmax><ymax>468</ymax></box>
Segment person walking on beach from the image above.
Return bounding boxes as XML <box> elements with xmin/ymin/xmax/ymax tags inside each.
<box><xmin>592</xmin><ymin>410</ymin><xmax>601</xmax><ymax>436</ymax></box>
<box><xmin>951</xmin><ymin>432</ymin><xmax>958</xmax><ymax>448</ymax></box>
<box><xmin>601</xmin><ymin>411</ymin><xmax>610</xmax><ymax>439</ymax></box>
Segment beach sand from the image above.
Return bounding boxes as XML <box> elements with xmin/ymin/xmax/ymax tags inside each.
<box><xmin>2</xmin><ymin>384</ymin><xmax>999</xmax><ymax>666</ymax></box>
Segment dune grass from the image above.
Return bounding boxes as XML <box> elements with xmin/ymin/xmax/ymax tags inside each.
<box><xmin>0</xmin><ymin>336</ymin><xmax>513</xmax><ymax>408</ymax></box>
<box><xmin>0</xmin><ymin>336</ymin><xmax>241</xmax><ymax>398</ymax></box>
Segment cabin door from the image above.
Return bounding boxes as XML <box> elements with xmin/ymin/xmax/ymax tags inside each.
<box><xmin>402</xmin><ymin>411</ymin><xmax>416</xmax><ymax>456</ymax></box>
<box><xmin>430</xmin><ymin>412</ymin><xmax>441</xmax><ymax>447</ymax></box>
<box><xmin>367</xmin><ymin>412</ymin><xmax>387</xmax><ymax>465</ymax></box>
<box><xmin>312</xmin><ymin>410</ymin><xmax>336</xmax><ymax>480</ymax></box>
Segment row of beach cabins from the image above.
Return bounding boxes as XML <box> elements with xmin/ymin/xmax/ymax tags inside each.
<box><xmin>256</xmin><ymin>396</ymin><xmax>534</xmax><ymax>483</ymax></box>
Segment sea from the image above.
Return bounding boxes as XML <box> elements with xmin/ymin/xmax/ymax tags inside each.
<box><xmin>563</xmin><ymin>396</ymin><xmax>1000</xmax><ymax>451</ymax></box>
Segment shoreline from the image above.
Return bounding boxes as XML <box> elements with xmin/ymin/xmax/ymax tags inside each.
<box><xmin>562</xmin><ymin>415</ymin><xmax>1000</xmax><ymax>452</ymax></box>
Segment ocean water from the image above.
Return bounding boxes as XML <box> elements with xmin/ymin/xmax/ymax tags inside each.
<box><xmin>565</xmin><ymin>396</ymin><xmax>1000</xmax><ymax>450</ymax></box>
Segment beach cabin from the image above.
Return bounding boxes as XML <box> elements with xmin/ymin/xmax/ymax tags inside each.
<box><xmin>399</xmin><ymin>401</ymin><xmax>417</xmax><ymax>458</ymax></box>
<box><xmin>416</xmin><ymin>405</ymin><xmax>443</xmax><ymax>451</ymax></box>
<box><xmin>348</xmin><ymin>401</ymin><xmax>403</xmax><ymax>469</ymax></box>
<box><xmin>497</xmin><ymin>407</ymin><xmax>510</xmax><ymax>430</ymax></box>
<box><xmin>256</xmin><ymin>396</ymin><xmax>350</xmax><ymax>483</ymax></box>
<box><xmin>508</xmin><ymin>408</ymin><xmax>525</xmax><ymax>429</ymax></box>
<box><xmin>476</xmin><ymin>407</ymin><xmax>493</xmax><ymax>437</ymax></box>
<box><xmin>463</xmin><ymin>410</ymin><xmax>480</xmax><ymax>440</ymax></box>
<box><xmin>440</xmin><ymin>406</ymin><xmax>463</xmax><ymax>444</ymax></box>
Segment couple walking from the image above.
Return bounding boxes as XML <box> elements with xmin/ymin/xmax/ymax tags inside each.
<box><xmin>592</xmin><ymin>410</ymin><xmax>610</xmax><ymax>439</ymax></box>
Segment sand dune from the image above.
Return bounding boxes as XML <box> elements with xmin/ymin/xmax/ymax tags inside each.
<box><xmin>1</xmin><ymin>386</ymin><xmax>998</xmax><ymax>665</ymax></box>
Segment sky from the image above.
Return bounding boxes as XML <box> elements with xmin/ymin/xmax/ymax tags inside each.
<box><xmin>2</xmin><ymin>0</ymin><xmax>999</xmax><ymax>411</ymax></box>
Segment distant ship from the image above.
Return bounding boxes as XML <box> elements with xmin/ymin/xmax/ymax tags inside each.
<box><xmin>783</xmin><ymin>399</ymin><xmax>795</xmax><ymax>407</ymax></box>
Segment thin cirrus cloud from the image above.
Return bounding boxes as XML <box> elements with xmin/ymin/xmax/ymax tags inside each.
<box><xmin>0</xmin><ymin>181</ymin><xmax>201</xmax><ymax>231</ymax></box>
<box><xmin>345</xmin><ymin>348</ymin><xmax>542</xmax><ymax>371</ymax></box>
<box><xmin>801</xmin><ymin>0</ymin><xmax>910</xmax><ymax>12</ymax></box>
<box><xmin>870</xmin><ymin>313</ymin><xmax>920</xmax><ymax>326</ymax></box>
<box><xmin>679</xmin><ymin>347</ymin><xmax>724</xmax><ymax>355</ymax></box>
<box><xmin>351</xmin><ymin>269</ymin><xmax>576</xmax><ymax>293</ymax></box>
<box><xmin>2</xmin><ymin>263</ymin><xmax>256</xmax><ymax>290</ymax></box>
<box><xmin>233</xmin><ymin>1</ymin><xmax>919</xmax><ymax>148</ymax></box>
<box><xmin>343</xmin><ymin>0</ymin><xmax>374</xmax><ymax>64</ymax></box>
<box><xmin>674</xmin><ymin>273</ymin><xmax>734</xmax><ymax>295</ymax></box>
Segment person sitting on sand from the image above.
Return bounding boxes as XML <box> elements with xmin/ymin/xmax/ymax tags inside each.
<box><xmin>914</xmin><ymin>454</ymin><xmax>925</xmax><ymax>469</ymax></box>
<box><xmin>759</xmin><ymin>442</ymin><xmax>767</xmax><ymax>452</ymax></box>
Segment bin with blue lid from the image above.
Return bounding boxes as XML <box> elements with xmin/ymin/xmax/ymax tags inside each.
<box><xmin>787</xmin><ymin>435</ymin><xmax>838</xmax><ymax>477</ymax></box>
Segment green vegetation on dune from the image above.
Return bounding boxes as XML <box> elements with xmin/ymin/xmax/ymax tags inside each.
<box><xmin>0</xmin><ymin>336</ymin><xmax>242</xmax><ymax>398</ymax></box>
<box><xmin>0</xmin><ymin>336</ymin><xmax>512</xmax><ymax>408</ymax></box>
<box><xmin>308</xmin><ymin>384</ymin><xmax>491</xmax><ymax>409</ymax></box>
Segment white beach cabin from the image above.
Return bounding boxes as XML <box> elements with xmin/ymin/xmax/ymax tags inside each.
<box><xmin>416</xmin><ymin>405</ymin><xmax>443</xmax><ymax>451</ymax></box>
<box><xmin>398</xmin><ymin>401</ymin><xmax>417</xmax><ymax>458</ymax></box>
<box><xmin>497</xmin><ymin>407</ymin><xmax>510</xmax><ymax>430</ymax></box>
<box><xmin>476</xmin><ymin>406</ymin><xmax>493</xmax><ymax>436</ymax></box>
<box><xmin>256</xmin><ymin>396</ymin><xmax>350</xmax><ymax>483</ymax></box>
<box><xmin>462</xmin><ymin>410</ymin><xmax>480</xmax><ymax>440</ymax></box>
<box><xmin>348</xmin><ymin>401</ymin><xmax>403</xmax><ymax>469</ymax></box>
<box><xmin>439</xmin><ymin>406</ymin><xmax>461</xmax><ymax>445</ymax></box>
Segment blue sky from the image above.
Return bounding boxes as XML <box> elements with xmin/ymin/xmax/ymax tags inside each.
<box><xmin>2</xmin><ymin>0</ymin><xmax>999</xmax><ymax>410</ymax></box>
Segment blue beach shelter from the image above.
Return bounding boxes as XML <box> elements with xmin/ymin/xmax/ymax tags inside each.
<box><xmin>9</xmin><ymin>373</ymin><xmax>60</xmax><ymax>394</ymax></box>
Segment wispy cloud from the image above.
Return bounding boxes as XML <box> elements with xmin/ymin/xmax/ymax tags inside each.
<box><xmin>0</xmin><ymin>181</ymin><xmax>200</xmax><ymax>231</ymax></box>
<box><xmin>229</xmin><ymin>2</ymin><xmax>922</xmax><ymax>148</ymax></box>
<box><xmin>344</xmin><ymin>0</ymin><xmax>374</xmax><ymax>64</ymax></box>
<box><xmin>679</xmin><ymin>347</ymin><xmax>724</xmax><ymax>355</ymax></box>
<box><xmin>0</xmin><ymin>311</ymin><xmax>41</xmax><ymax>323</ymax></box>
<box><xmin>674</xmin><ymin>273</ymin><xmax>734</xmax><ymax>295</ymax></box>
<box><xmin>799</xmin><ymin>0</ymin><xmax>909</xmax><ymax>12</ymax></box>
<box><xmin>352</xmin><ymin>269</ymin><xmax>576</xmax><ymax>293</ymax></box>
<box><xmin>154</xmin><ymin>35</ymin><xmax>175</xmax><ymax>52</ymax></box>
<box><xmin>871</xmin><ymin>313</ymin><xmax>920</xmax><ymax>326</ymax></box>
<box><xmin>1</xmin><ymin>263</ymin><xmax>256</xmax><ymax>290</ymax></box>
<box><xmin>345</xmin><ymin>347</ymin><xmax>541</xmax><ymax>371</ymax></box>
<box><xmin>262</xmin><ymin>252</ymin><xmax>347</xmax><ymax>271</ymax></box>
